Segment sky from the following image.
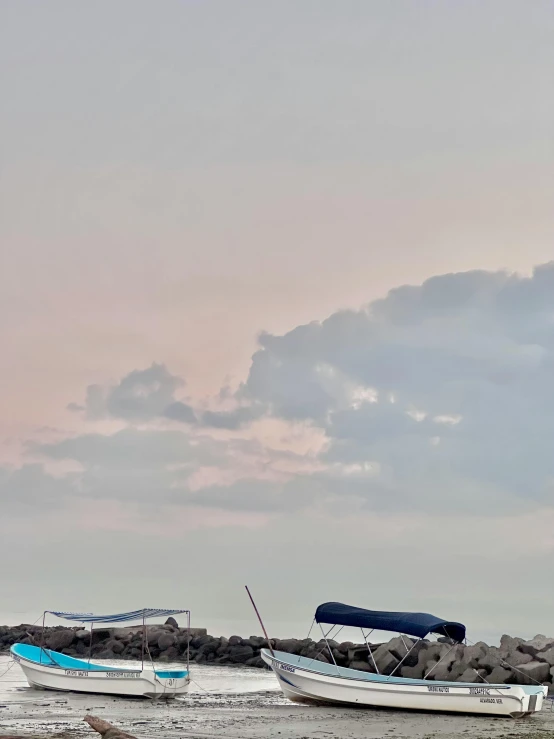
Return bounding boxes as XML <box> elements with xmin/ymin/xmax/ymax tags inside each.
<box><xmin>1</xmin><ymin>0</ymin><xmax>554</xmax><ymax>642</ymax></box>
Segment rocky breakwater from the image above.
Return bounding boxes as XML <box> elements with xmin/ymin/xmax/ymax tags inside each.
<box><xmin>2</xmin><ymin>623</ymin><xmax>554</xmax><ymax>690</ymax></box>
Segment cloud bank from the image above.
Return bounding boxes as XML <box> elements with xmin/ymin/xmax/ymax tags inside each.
<box><xmin>4</xmin><ymin>263</ymin><xmax>554</xmax><ymax>636</ymax></box>
<box><xmin>12</xmin><ymin>263</ymin><xmax>554</xmax><ymax>519</ymax></box>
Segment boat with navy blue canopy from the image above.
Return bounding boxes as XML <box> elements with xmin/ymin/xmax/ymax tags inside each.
<box><xmin>314</xmin><ymin>603</ymin><xmax>466</xmax><ymax>642</ymax></box>
<box><xmin>11</xmin><ymin>608</ymin><xmax>191</xmax><ymax>698</ymax></box>
<box><xmin>260</xmin><ymin>602</ymin><xmax>546</xmax><ymax>718</ymax></box>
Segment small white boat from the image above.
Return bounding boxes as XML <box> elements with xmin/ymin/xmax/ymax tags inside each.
<box><xmin>261</xmin><ymin>602</ymin><xmax>547</xmax><ymax>718</ymax></box>
<box><xmin>11</xmin><ymin>607</ymin><xmax>191</xmax><ymax>699</ymax></box>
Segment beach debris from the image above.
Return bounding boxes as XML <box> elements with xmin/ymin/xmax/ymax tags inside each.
<box><xmin>84</xmin><ymin>715</ymin><xmax>137</xmax><ymax>739</ymax></box>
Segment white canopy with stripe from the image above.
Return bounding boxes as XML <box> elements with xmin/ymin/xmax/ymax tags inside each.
<box><xmin>47</xmin><ymin>608</ymin><xmax>188</xmax><ymax>623</ymax></box>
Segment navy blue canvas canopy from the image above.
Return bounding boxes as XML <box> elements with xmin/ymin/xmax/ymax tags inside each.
<box><xmin>47</xmin><ymin>608</ymin><xmax>188</xmax><ymax>624</ymax></box>
<box><xmin>315</xmin><ymin>602</ymin><xmax>466</xmax><ymax>643</ymax></box>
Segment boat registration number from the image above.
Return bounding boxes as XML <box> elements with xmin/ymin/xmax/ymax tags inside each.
<box><xmin>105</xmin><ymin>672</ymin><xmax>140</xmax><ymax>678</ymax></box>
<box><xmin>279</xmin><ymin>663</ymin><xmax>296</xmax><ymax>673</ymax></box>
<box><xmin>65</xmin><ymin>670</ymin><xmax>89</xmax><ymax>677</ymax></box>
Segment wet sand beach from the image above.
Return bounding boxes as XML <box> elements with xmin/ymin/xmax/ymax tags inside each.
<box><xmin>2</xmin><ymin>655</ymin><xmax>554</xmax><ymax>739</ymax></box>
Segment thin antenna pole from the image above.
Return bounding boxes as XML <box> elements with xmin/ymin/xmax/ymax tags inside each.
<box><xmin>245</xmin><ymin>586</ymin><xmax>274</xmax><ymax>656</ymax></box>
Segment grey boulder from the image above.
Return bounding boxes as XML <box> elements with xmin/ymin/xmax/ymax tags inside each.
<box><xmin>427</xmin><ymin>664</ymin><xmax>452</xmax><ymax>682</ymax></box>
<box><xmin>499</xmin><ymin>634</ymin><xmax>524</xmax><ymax>656</ymax></box>
<box><xmin>276</xmin><ymin>638</ymin><xmax>300</xmax><ymax>654</ymax></box>
<box><xmin>462</xmin><ymin>644</ymin><xmax>486</xmax><ymax>668</ymax></box>
<box><xmin>46</xmin><ymin>629</ymin><xmax>75</xmax><ymax>651</ymax></box>
<box><xmin>502</xmin><ymin>650</ymin><xmax>533</xmax><ymax>668</ymax></box>
<box><xmin>478</xmin><ymin>647</ymin><xmax>503</xmax><ymax>672</ymax></box>
<box><xmin>455</xmin><ymin>668</ymin><xmax>482</xmax><ymax>683</ymax></box>
<box><xmin>372</xmin><ymin>644</ymin><xmax>399</xmax><ymax>675</ymax></box>
<box><xmin>387</xmin><ymin>636</ymin><xmax>415</xmax><ymax>661</ymax></box>
<box><xmin>515</xmin><ymin>661</ymin><xmax>550</xmax><ymax>684</ymax></box>
<box><xmin>349</xmin><ymin>660</ymin><xmax>372</xmax><ymax>672</ymax></box>
<box><xmin>348</xmin><ymin>645</ymin><xmax>370</xmax><ymax>663</ymax></box>
<box><xmin>158</xmin><ymin>633</ymin><xmax>176</xmax><ymax>650</ymax></box>
<box><xmin>536</xmin><ymin>646</ymin><xmax>554</xmax><ymax>665</ymax></box>
<box><xmin>519</xmin><ymin>635</ymin><xmax>554</xmax><ymax>657</ymax></box>
<box><xmin>487</xmin><ymin>666</ymin><xmax>514</xmax><ymax>683</ymax></box>
<box><xmin>449</xmin><ymin>662</ymin><xmax>470</xmax><ymax>681</ymax></box>
<box><xmin>104</xmin><ymin>639</ymin><xmax>124</xmax><ymax>655</ymax></box>
<box><xmin>147</xmin><ymin>629</ymin><xmax>164</xmax><ymax>646</ymax></box>
<box><xmin>228</xmin><ymin>645</ymin><xmax>254</xmax><ymax>663</ymax></box>
<box><xmin>400</xmin><ymin>664</ymin><xmax>425</xmax><ymax>679</ymax></box>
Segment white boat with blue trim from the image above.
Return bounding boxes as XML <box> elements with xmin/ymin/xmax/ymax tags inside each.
<box><xmin>261</xmin><ymin>603</ymin><xmax>547</xmax><ymax>718</ymax></box>
<box><xmin>11</xmin><ymin>608</ymin><xmax>191</xmax><ymax>698</ymax></box>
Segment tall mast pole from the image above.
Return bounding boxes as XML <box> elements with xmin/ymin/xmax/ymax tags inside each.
<box><xmin>245</xmin><ymin>586</ymin><xmax>275</xmax><ymax>656</ymax></box>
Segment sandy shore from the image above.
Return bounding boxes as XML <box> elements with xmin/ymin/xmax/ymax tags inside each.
<box><xmin>2</xmin><ymin>691</ymin><xmax>554</xmax><ymax>739</ymax></box>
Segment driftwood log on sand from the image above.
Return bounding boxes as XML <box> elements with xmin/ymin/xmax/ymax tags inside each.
<box><xmin>84</xmin><ymin>716</ymin><xmax>137</xmax><ymax>739</ymax></box>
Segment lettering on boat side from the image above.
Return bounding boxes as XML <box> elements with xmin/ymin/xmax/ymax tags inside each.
<box><xmin>279</xmin><ymin>663</ymin><xmax>296</xmax><ymax>673</ymax></box>
<box><xmin>106</xmin><ymin>671</ymin><xmax>140</xmax><ymax>678</ymax></box>
<box><xmin>65</xmin><ymin>670</ymin><xmax>89</xmax><ymax>677</ymax></box>
<box><xmin>427</xmin><ymin>686</ymin><xmax>449</xmax><ymax>693</ymax></box>
<box><xmin>470</xmin><ymin>687</ymin><xmax>490</xmax><ymax>695</ymax></box>
<box><xmin>480</xmin><ymin>698</ymin><xmax>503</xmax><ymax>704</ymax></box>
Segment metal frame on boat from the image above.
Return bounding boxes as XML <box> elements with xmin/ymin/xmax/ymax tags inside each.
<box><xmin>260</xmin><ymin>602</ymin><xmax>547</xmax><ymax>717</ymax></box>
<box><xmin>11</xmin><ymin>608</ymin><xmax>191</xmax><ymax>698</ymax></box>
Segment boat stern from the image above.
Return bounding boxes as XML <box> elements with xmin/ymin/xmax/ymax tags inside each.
<box><xmin>509</xmin><ymin>685</ymin><xmax>548</xmax><ymax>717</ymax></box>
<box><xmin>149</xmin><ymin>669</ymin><xmax>190</xmax><ymax>697</ymax></box>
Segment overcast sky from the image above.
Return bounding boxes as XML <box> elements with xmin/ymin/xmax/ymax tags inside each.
<box><xmin>1</xmin><ymin>0</ymin><xmax>554</xmax><ymax>642</ymax></box>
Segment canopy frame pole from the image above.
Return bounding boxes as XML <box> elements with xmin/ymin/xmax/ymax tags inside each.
<box><xmin>387</xmin><ymin>636</ymin><xmax>420</xmax><ymax>679</ymax></box>
<box><xmin>424</xmin><ymin>642</ymin><xmax>457</xmax><ymax>679</ymax></box>
<box><xmin>361</xmin><ymin>628</ymin><xmax>379</xmax><ymax>673</ymax></box>
<box><xmin>186</xmin><ymin>610</ymin><xmax>190</xmax><ymax>677</ymax></box>
<box><xmin>319</xmin><ymin>624</ymin><xmax>341</xmax><ymax>642</ymax></box>
<box><xmin>306</xmin><ymin>624</ymin><xmax>341</xmax><ymax>667</ymax></box>
<box><xmin>39</xmin><ymin>610</ymin><xmax>46</xmax><ymax>664</ymax></box>
<box><xmin>141</xmin><ymin>612</ymin><xmax>146</xmax><ymax>671</ymax></box>
<box><xmin>88</xmin><ymin>622</ymin><xmax>94</xmax><ymax>665</ymax></box>
<box><xmin>318</xmin><ymin>622</ymin><xmax>340</xmax><ymax>676</ymax></box>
